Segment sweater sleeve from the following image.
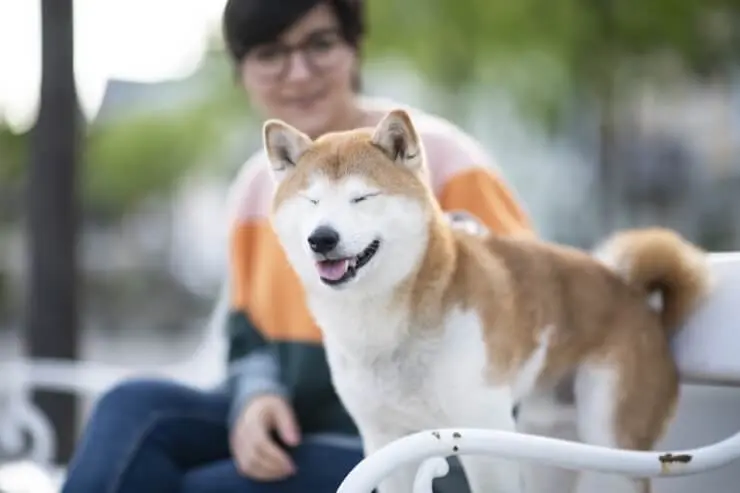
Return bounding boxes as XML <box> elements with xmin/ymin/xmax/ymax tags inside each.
<box><xmin>223</xmin><ymin>157</ymin><xmax>288</xmax><ymax>429</ymax></box>
<box><xmin>438</xmin><ymin>166</ymin><xmax>533</xmax><ymax>237</ymax></box>
<box><xmin>425</xmin><ymin>130</ymin><xmax>534</xmax><ymax>237</ymax></box>
<box><xmin>224</xmin><ymin>299</ymin><xmax>288</xmax><ymax>429</ymax></box>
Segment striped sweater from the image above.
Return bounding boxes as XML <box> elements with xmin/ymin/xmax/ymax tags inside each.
<box><xmin>224</xmin><ymin>99</ymin><xmax>533</xmax><ymax>447</ymax></box>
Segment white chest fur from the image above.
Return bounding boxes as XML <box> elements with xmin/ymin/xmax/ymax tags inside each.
<box><xmin>309</xmin><ymin>297</ymin><xmax>517</xmax><ymax>436</ymax></box>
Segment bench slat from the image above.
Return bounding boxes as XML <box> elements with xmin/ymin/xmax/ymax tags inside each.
<box><xmin>673</xmin><ymin>252</ymin><xmax>740</xmax><ymax>386</ymax></box>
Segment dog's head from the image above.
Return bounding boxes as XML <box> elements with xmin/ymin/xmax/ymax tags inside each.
<box><xmin>264</xmin><ymin>109</ymin><xmax>436</xmax><ymax>296</ymax></box>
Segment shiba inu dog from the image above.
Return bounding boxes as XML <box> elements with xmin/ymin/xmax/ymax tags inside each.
<box><xmin>263</xmin><ymin>109</ymin><xmax>712</xmax><ymax>493</ymax></box>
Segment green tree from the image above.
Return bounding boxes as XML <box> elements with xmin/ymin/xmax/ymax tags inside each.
<box><xmin>1</xmin><ymin>50</ymin><xmax>248</xmax><ymax>222</ymax></box>
<box><xmin>366</xmin><ymin>0</ymin><xmax>740</xmax><ymax>229</ymax></box>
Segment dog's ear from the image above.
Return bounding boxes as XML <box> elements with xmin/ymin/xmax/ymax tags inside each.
<box><xmin>263</xmin><ymin>119</ymin><xmax>312</xmax><ymax>183</ymax></box>
<box><xmin>371</xmin><ymin>109</ymin><xmax>423</xmax><ymax>170</ymax></box>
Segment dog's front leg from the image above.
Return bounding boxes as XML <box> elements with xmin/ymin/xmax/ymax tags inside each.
<box><xmin>359</xmin><ymin>426</ymin><xmax>417</xmax><ymax>493</ymax></box>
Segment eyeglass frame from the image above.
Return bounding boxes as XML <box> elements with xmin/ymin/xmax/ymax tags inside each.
<box><xmin>243</xmin><ymin>27</ymin><xmax>350</xmax><ymax>82</ymax></box>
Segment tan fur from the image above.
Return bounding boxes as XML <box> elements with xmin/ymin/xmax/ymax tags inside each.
<box><xmin>270</xmin><ymin>128</ymin><xmax>431</xmax><ymax>216</ymax></box>
<box><xmin>594</xmin><ymin>228</ymin><xmax>711</xmax><ymax>333</ymax></box>
<box><xmin>266</xmin><ymin>110</ymin><xmax>713</xmax><ymax>492</ymax></box>
<box><xmin>415</xmin><ymin>216</ymin><xmax>709</xmax><ymax>493</ymax></box>
<box><xmin>404</xmin><ymin>202</ymin><xmax>708</xmax><ymax>493</ymax></box>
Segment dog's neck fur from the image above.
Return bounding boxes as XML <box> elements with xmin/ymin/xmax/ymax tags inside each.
<box><xmin>405</xmin><ymin>206</ymin><xmax>459</xmax><ymax>325</ymax></box>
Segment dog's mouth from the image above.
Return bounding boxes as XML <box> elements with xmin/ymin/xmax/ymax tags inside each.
<box><xmin>315</xmin><ymin>240</ymin><xmax>381</xmax><ymax>286</ymax></box>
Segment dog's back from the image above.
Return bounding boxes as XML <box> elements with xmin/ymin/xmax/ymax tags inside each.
<box><xmin>451</xmin><ymin>227</ymin><xmax>711</xmax><ymax>493</ymax></box>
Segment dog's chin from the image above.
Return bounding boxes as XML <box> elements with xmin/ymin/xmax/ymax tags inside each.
<box><xmin>313</xmin><ymin>239</ymin><xmax>381</xmax><ymax>289</ymax></box>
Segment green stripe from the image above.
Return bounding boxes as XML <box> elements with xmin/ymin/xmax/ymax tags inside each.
<box><xmin>276</xmin><ymin>341</ymin><xmax>359</xmax><ymax>436</ymax></box>
<box><xmin>226</xmin><ymin>310</ymin><xmax>266</xmax><ymax>362</ymax></box>
<box><xmin>226</xmin><ymin>310</ymin><xmax>358</xmax><ymax>436</ymax></box>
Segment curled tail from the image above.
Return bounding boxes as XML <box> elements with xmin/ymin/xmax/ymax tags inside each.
<box><xmin>594</xmin><ymin>227</ymin><xmax>712</xmax><ymax>335</ymax></box>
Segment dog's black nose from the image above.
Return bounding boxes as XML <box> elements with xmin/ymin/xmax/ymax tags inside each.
<box><xmin>308</xmin><ymin>226</ymin><xmax>340</xmax><ymax>254</ymax></box>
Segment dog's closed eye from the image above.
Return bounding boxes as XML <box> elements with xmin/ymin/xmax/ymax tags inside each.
<box><xmin>350</xmin><ymin>192</ymin><xmax>381</xmax><ymax>204</ymax></box>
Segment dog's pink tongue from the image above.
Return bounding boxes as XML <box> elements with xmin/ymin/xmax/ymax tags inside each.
<box><xmin>317</xmin><ymin>259</ymin><xmax>349</xmax><ymax>281</ymax></box>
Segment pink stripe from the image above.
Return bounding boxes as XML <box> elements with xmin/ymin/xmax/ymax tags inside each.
<box><xmin>227</xmin><ymin>107</ymin><xmax>499</xmax><ymax>223</ymax></box>
<box><xmin>227</xmin><ymin>153</ymin><xmax>275</xmax><ymax>224</ymax></box>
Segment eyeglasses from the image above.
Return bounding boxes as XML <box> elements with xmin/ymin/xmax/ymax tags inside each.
<box><xmin>245</xmin><ymin>28</ymin><xmax>348</xmax><ymax>82</ymax></box>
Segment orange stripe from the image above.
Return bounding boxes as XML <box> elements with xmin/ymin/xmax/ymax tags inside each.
<box><xmin>230</xmin><ymin>221</ymin><xmax>323</xmax><ymax>344</ymax></box>
<box><xmin>438</xmin><ymin>168</ymin><xmax>534</xmax><ymax>237</ymax></box>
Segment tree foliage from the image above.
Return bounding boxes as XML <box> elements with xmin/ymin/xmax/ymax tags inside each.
<box><xmin>365</xmin><ymin>0</ymin><xmax>740</xmax><ymax>121</ymax></box>
<box><xmin>84</xmin><ymin>98</ymin><xmax>229</xmax><ymax>216</ymax></box>
<box><xmin>367</xmin><ymin>0</ymin><xmax>740</xmax><ymax>78</ymax></box>
<box><xmin>0</xmin><ymin>51</ymin><xmax>247</xmax><ymax>219</ymax></box>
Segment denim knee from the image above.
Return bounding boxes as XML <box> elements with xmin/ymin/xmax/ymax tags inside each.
<box><xmin>87</xmin><ymin>378</ymin><xmax>201</xmax><ymax>431</ymax></box>
<box><xmin>64</xmin><ymin>379</ymin><xmax>230</xmax><ymax>493</ymax></box>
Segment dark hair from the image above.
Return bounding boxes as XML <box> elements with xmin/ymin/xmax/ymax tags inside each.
<box><xmin>222</xmin><ymin>0</ymin><xmax>365</xmax><ymax>64</ymax></box>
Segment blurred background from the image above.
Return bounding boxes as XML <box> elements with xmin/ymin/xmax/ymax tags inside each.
<box><xmin>2</xmin><ymin>0</ymin><xmax>740</xmax><ymax>490</ymax></box>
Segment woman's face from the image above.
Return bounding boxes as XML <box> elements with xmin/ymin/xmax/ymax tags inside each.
<box><xmin>240</xmin><ymin>3</ymin><xmax>358</xmax><ymax>138</ymax></box>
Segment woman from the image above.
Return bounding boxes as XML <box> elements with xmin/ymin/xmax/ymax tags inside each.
<box><xmin>61</xmin><ymin>1</ymin><xmax>533</xmax><ymax>492</ymax></box>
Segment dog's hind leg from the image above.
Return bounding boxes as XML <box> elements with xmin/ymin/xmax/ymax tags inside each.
<box><xmin>573</xmin><ymin>358</ymin><xmax>678</xmax><ymax>493</ymax></box>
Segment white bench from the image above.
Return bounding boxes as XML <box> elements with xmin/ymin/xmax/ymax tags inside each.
<box><xmin>337</xmin><ymin>252</ymin><xmax>740</xmax><ymax>493</ymax></box>
<box><xmin>0</xmin><ymin>280</ymin><xmax>231</xmax><ymax>487</ymax></box>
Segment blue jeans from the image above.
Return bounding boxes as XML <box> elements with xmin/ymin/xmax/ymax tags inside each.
<box><xmin>61</xmin><ymin>379</ymin><xmax>364</xmax><ymax>493</ymax></box>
